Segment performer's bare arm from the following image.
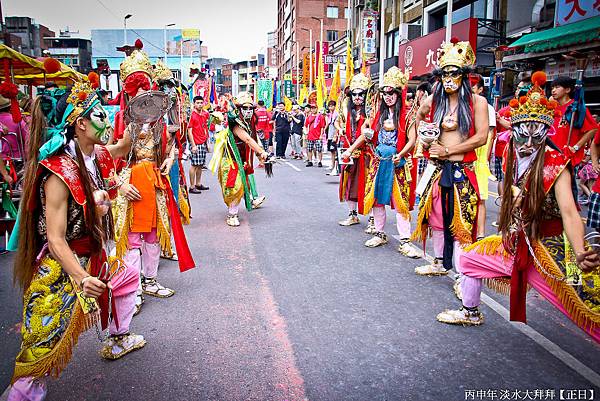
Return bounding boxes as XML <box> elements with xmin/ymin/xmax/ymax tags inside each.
<box><xmin>414</xmin><ymin>95</ymin><xmax>433</xmax><ymax>137</ymax></box>
<box><xmin>555</xmin><ymin>169</ymin><xmax>600</xmax><ymax>272</ymax></box>
<box><xmin>106</xmin><ymin>129</ymin><xmax>133</xmax><ymax>160</ymax></box>
<box><xmin>592</xmin><ymin>139</ymin><xmax>600</xmax><ymax>174</ymax></box>
<box><xmin>45</xmin><ymin>174</ymin><xmax>107</xmax><ymax>298</ymax></box>
<box><xmin>398</xmin><ymin>119</ymin><xmax>418</xmax><ymax>158</ymax></box>
<box><xmin>232</xmin><ymin>125</ymin><xmax>269</xmax><ymax>160</ymax></box>
<box><xmin>160</xmin><ymin>140</ymin><xmax>176</xmax><ymax>175</ymax></box>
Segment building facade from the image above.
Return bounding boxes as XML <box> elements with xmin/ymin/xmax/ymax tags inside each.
<box><xmin>276</xmin><ymin>0</ymin><xmax>350</xmax><ymax>81</ymax></box>
<box><xmin>4</xmin><ymin>16</ymin><xmax>54</xmax><ymax>57</ymax></box>
<box><xmin>44</xmin><ymin>30</ymin><xmax>92</xmax><ymax>73</ymax></box>
<box><xmin>91</xmin><ymin>28</ymin><xmax>207</xmax><ymax>93</ymax></box>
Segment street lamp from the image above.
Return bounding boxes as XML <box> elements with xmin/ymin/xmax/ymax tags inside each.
<box><xmin>164</xmin><ymin>23</ymin><xmax>175</xmax><ymax>61</ymax></box>
<box><xmin>300</xmin><ymin>27</ymin><xmax>313</xmax><ymax>91</ymax></box>
<box><xmin>123</xmin><ymin>14</ymin><xmax>132</xmax><ymax>45</ymax></box>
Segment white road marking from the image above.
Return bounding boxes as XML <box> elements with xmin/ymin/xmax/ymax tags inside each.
<box><xmin>284</xmin><ymin>161</ymin><xmax>302</xmax><ymax>172</ymax></box>
<box><xmin>390</xmin><ymin>234</ymin><xmax>600</xmax><ymax>387</ymax></box>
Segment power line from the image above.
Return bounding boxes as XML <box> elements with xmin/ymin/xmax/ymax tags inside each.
<box><xmin>93</xmin><ymin>0</ymin><xmax>168</xmax><ymax>53</ymax></box>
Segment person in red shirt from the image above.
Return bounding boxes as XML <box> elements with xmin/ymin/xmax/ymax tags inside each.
<box><xmin>551</xmin><ymin>76</ymin><xmax>598</xmax><ymax>167</ymax></box>
<box><xmin>304</xmin><ymin>104</ymin><xmax>326</xmax><ymax>167</ymax></box>
<box><xmin>254</xmin><ymin>100</ymin><xmax>273</xmax><ymax>153</ymax></box>
<box><xmin>586</xmin><ymin>114</ymin><xmax>600</xmax><ymax>230</ymax></box>
<box><xmin>187</xmin><ymin>95</ymin><xmax>210</xmax><ymax>194</ymax></box>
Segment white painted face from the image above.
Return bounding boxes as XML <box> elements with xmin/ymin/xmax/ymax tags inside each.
<box><xmin>513</xmin><ymin>121</ymin><xmax>549</xmax><ymax>157</ymax></box>
<box><xmin>88</xmin><ymin>103</ymin><xmax>112</xmax><ymax>145</ymax></box>
<box><xmin>240</xmin><ymin>104</ymin><xmax>254</xmax><ymax>120</ymax></box>
<box><xmin>381</xmin><ymin>87</ymin><xmax>398</xmax><ymax>107</ymax></box>
<box><xmin>441</xmin><ymin>66</ymin><xmax>462</xmax><ymax>94</ymax></box>
<box><xmin>351</xmin><ymin>90</ymin><xmax>366</xmax><ymax>106</ymax></box>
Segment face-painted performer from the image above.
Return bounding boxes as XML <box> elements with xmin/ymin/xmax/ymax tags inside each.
<box><xmin>6</xmin><ymin>80</ymin><xmax>146</xmax><ymax>400</ymax></box>
<box><xmin>110</xmin><ymin>47</ymin><xmax>195</xmax><ymax>315</ymax></box>
<box><xmin>436</xmin><ymin>72</ymin><xmax>600</xmax><ymax>342</ymax></box>
<box><xmin>153</xmin><ymin>60</ymin><xmax>192</xmax><ymax>261</ymax></box>
<box><xmin>410</xmin><ymin>39</ymin><xmax>489</xmax><ymax>276</ymax></box>
<box><xmin>336</xmin><ymin>73</ymin><xmax>373</xmax><ymax>227</ymax></box>
<box><xmin>208</xmin><ymin>92</ymin><xmax>270</xmax><ymax>227</ymax></box>
<box><xmin>352</xmin><ymin>67</ymin><xmax>419</xmax><ymax>258</ymax></box>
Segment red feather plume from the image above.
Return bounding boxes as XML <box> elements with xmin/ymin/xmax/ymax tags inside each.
<box><xmin>87</xmin><ymin>72</ymin><xmax>100</xmax><ymax>89</ymax></box>
<box><xmin>135</xmin><ymin>39</ymin><xmax>144</xmax><ymax>49</ymax></box>
<box><xmin>77</xmin><ymin>91</ymin><xmax>88</xmax><ymax>101</ymax></box>
<box><xmin>450</xmin><ymin>37</ymin><xmax>459</xmax><ymax>44</ymax></box>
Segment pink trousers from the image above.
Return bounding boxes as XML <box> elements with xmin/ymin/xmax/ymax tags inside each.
<box><xmin>372</xmin><ymin>200</ymin><xmax>411</xmax><ymax>239</ymax></box>
<box><xmin>126</xmin><ymin>228</ymin><xmax>160</xmax><ymax>279</ymax></box>
<box><xmin>460</xmin><ymin>250</ymin><xmax>600</xmax><ymax>343</ymax></box>
<box><xmin>427</xmin><ymin>185</ymin><xmax>465</xmax><ymax>269</ymax></box>
<box><xmin>7</xmin><ymin>377</ymin><xmax>46</xmax><ymax>401</ymax></box>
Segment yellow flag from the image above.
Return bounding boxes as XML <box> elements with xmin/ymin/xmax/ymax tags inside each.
<box><xmin>345</xmin><ymin>38</ymin><xmax>354</xmax><ymax>88</ymax></box>
<box><xmin>298</xmin><ymin>85</ymin><xmax>307</xmax><ymax>105</ymax></box>
<box><xmin>283</xmin><ymin>96</ymin><xmax>293</xmax><ymax>111</ymax></box>
<box><xmin>315</xmin><ymin>42</ymin><xmax>326</xmax><ymax>109</ymax></box>
<box><xmin>328</xmin><ymin>61</ymin><xmax>341</xmax><ymax>104</ymax></box>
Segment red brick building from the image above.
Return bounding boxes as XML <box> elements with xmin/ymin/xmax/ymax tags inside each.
<box><xmin>276</xmin><ymin>0</ymin><xmax>350</xmax><ymax>81</ymax></box>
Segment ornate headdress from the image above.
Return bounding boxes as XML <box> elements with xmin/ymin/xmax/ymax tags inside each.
<box><xmin>381</xmin><ymin>67</ymin><xmax>409</xmax><ymax>90</ymax></box>
<box><xmin>64</xmin><ymin>81</ymin><xmax>99</xmax><ymax>125</ymax></box>
<box><xmin>508</xmin><ymin>71</ymin><xmax>558</xmax><ymax>126</ymax></box>
<box><xmin>154</xmin><ymin>59</ymin><xmax>174</xmax><ymax>82</ymax></box>
<box><xmin>437</xmin><ymin>38</ymin><xmax>476</xmax><ymax>69</ymax></box>
<box><xmin>234</xmin><ymin>91</ymin><xmax>254</xmax><ymax>107</ymax></box>
<box><xmin>120</xmin><ymin>49</ymin><xmax>154</xmax><ymax>82</ymax></box>
<box><xmin>349</xmin><ymin>73</ymin><xmax>371</xmax><ymax>92</ymax></box>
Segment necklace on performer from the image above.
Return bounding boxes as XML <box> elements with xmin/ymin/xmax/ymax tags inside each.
<box><xmin>441</xmin><ymin>103</ymin><xmax>459</xmax><ymax>131</ymax></box>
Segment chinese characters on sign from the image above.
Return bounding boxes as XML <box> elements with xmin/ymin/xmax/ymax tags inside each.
<box><xmin>463</xmin><ymin>388</ymin><xmax>595</xmax><ymax>400</ymax></box>
<box><xmin>362</xmin><ymin>11</ymin><xmax>378</xmax><ymax>65</ymax></box>
<box><xmin>555</xmin><ymin>0</ymin><xmax>600</xmax><ymax>26</ymax></box>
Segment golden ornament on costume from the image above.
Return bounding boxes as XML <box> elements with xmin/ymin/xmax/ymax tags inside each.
<box><xmin>437</xmin><ymin>39</ymin><xmax>476</xmax><ymax>69</ymax></box>
<box><xmin>153</xmin><ymin>59</ymin><xmax>174</xmax><ymax>82</ymax></box>
<box><xmin>349</xmin><ymin>73</ymin><xmax>371</xmax><ymax>92</ymax></box>
<box><xmin>234</xmin><ymin>91</ymin><xmax>254</xmax><ymax>107</ymax></box>
<box><xmin>120</xmin><ymin>49</ymin><xmax>154</xmax><ymax>82</ymax></box>
<box><xmin>381</xmin><ymin>67</ymin><xmax>409</xmax><ymax>90</ymax></box>
<box><xmin>508</xmin><ymin>71</ymin><xmax>557</xmax><ymax>127</ymax></box>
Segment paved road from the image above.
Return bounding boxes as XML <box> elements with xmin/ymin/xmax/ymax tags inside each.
<box><xmin>1</xmin><ymin>155</ymin><xmax>599</xmax><ymax>401</ymax></box>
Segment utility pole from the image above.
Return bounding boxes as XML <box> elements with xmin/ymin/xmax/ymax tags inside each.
<box><xmin>378</xmin><ymin>0</ymin><xmax>386</xmax><ymax>86</ymax></box>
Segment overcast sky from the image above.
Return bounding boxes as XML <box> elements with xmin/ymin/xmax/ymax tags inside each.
<box><xmin>4</xmin><ymin>0</ymin><xmax>276</xmax><ymax>62</ymax></box>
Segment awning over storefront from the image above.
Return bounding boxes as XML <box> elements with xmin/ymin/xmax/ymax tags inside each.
<box><xmin>509</xmin><ymin>15</ymin><xmax>600</xmax><ymax>53</ymax></box>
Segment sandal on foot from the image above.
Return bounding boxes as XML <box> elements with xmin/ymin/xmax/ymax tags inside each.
<box><xmin>142</xmin><ymin>278</ymin><xmax>175</xmax><ymax>298</ymax></box>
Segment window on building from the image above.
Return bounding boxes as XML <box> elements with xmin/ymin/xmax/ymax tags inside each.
<box><xmin>344</xmin><ymin>7</ymin><xmax>351</xmax><ymax>19</ymax></box>
<box><xmin>326</xmin><ymin>30</ymin><xmax>338</xmax><ymax>42</ymax></box>
<box><xmin>385</xmin><ymin>29</ymin><xmax>399</xmax><ymax>59</ymax></box>
<box><xmin>428</xmin><ymin>0</ymin><xmax>486</xmax><ymax>33</ymax></box>
<box><xmin>327</xmin><ymin>6</ymin><xmax>338</xmax><ymax>18</ymax></box>
<box><xmin>408</xmin><ymin>18</ymin><xmax>422</xmax><ymax>40</ymax></box>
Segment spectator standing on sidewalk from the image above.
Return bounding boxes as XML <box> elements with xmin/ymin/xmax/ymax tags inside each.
<box><xmin>304</xmin><ymin>103</ymin><xmax>326</xmax><ymax>167</ymax></box>
<box><xmin>289</xmin><ymin>105</ymin><xmax>305</xmax><ymax>159</ymax></box>
<box><xmin>188</xmin><ymin>96</ymin><xmax>210</xmax><ymax>194</ymax></box>
<box><xmin>255</xmin><ymin>100</ymin><xmax>273</xmax><ymax>153</ymax></box>
<box><xmin>271</xmin><ymin>102</ymin><xmax>291</xmax><ymax>159</ymax></box>
<box><xmin>325</xmin><ymin>100</ymin><xmax>340</xmax><ymax>175</ymax></box>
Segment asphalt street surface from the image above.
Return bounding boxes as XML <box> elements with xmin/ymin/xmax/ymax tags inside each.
<box><xmin>1</xmin><ymin>153</ymin><xmax>599</xmax><ymax>401</ymax></box>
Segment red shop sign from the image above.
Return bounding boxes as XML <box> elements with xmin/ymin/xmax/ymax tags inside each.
<box><xmin>398</xmin><ymin>18</ymin><xmax>478</xmax><ymax>78</ymax></box>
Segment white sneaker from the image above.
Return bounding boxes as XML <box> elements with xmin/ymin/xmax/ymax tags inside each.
<box><xmin>397</xmin><ymin>242</ymin><xmax>421</xmax><ymax>259</ymax></box>
<box><xmin>142</xmin><ymin>278</ymin><xmax>175</xmax><ymax>298</ymax></box>
<box><xmin>226</xmin><ymin>214</ymin><xmax>240</xmax><ymax>227</ymax></box>
<box><xmin>251</xmin><ymin>196</ymin><xmax>266</xmax><ymax>209</ymax></box>
<box><xmin>364</xmin><ymin>216</ymin><xmax>376</xmax><ymax>234</ymax></box>
<box><xmin>339</xmin><ymin>214</ymin><xmax>360</xmax><ymax>226</ymax></box>
<box><xmin>99</xmin><ymin>332</ymin><xmax>147</xmax><ymax>360</ymax></box>
<box><xmin>436</xmin><ymin>308</ymin><xmax>483</xmax><ymax>326</ymax></box>
<box><xmin>364</xmin><ymin>232</ymin><xmax>388</xmax><ymax>248</ymax></box>
<box><xmin>415</xmin><ymin>259</ymin><xmax>448</xmax><ymax>276</ymax></box>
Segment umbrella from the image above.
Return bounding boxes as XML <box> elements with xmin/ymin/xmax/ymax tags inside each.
<box><xmin>13</xmin><ymin>59</ymin><xmax>86</xmax><ymax>86</ymax></box>
<box><xmin>0</xmin><ymin>44</ymin><xmax>45</xmax><ymax>77</ymax></box>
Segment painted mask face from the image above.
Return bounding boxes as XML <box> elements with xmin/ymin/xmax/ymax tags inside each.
<box><xmin>88</xmin><ymin>104</ymin><xmax>112</xmax><ymax>145</ymax></box>
<box><xmin>441</xmin><ymin>67</ymin><xmax>462</xmax><ymax>94</ymax></box>
<box><xmin>513</xmin><ymin>121</ymin><xmax>549</xmax><ymax>157</ymax></box>
<box><xmin>381</xmin><ymin>87</ymin><xmax>398</xmax><ymax>107</ymax></box>
<box><xmin>241</xmin><ymin>105</ymin><xmax>254</xmax><ymax>120</ymax></box>
<box><xmin>351</xmin><ymin>90</ymin><xmax>366</xmax><ymax>106</ymax></box>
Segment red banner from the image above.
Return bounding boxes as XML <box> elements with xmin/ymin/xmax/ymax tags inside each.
<box><xmin>398</xmin><ymin>18</ymin><xmax>478</xmax><ymax>78</ymax></box>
